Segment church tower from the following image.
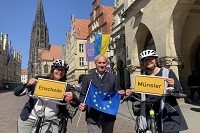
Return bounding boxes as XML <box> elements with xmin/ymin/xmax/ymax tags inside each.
<box><xmin>28</xmin><ymin>0</ymin><xmax>50</xmax><ymax>78</ymax></box>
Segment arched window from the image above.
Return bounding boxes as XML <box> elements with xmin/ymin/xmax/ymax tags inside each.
<box><xmin>44</xmin><ymin>64</ymin><xmax>49</xmax><ymax>73</ymax></box>
<box><xmin>144</xmin><ymin>31</ymin><xmax>156</xmax><ymax>50</ymax></box>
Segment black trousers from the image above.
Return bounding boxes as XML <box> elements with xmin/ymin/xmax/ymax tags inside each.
<box><xmin>87</xmin><ymin>119</ymin><xmax>115</xmax><ymax>133</ymax></box>
<box><xmin>190</xmin><ymin>88</ymin><xmax>200</xmax><ymax>100</ymax></box>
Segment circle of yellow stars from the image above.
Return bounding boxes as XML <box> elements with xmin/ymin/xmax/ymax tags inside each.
<box><xmin>93</xmin><ymin>91</ymin><xmax>113</xmax><ymax>110</ymax></box>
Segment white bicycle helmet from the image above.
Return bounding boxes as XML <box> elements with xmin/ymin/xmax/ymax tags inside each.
<box><xmin>139</xmin><ymin>49</ymin><xmax>158</xmax><ymax>60</ymax></box>
<box><xmin>51</xmin><ymin>59</ymin><xmax>69</xmax><ymax>71</ymax></box>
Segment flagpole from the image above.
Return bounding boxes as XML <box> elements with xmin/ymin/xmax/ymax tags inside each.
<box><xmin>83</xmin><ymin>80</ymin><xmax>92</xmax><ymax>104</ymax></box>
<box><xmin>77</xmin><ymin>80</ymin><xmax>92</xmax><ymax>126</ymax></box>
<box><xmin>76</xmin><ymin>111</ymin><xmax>83</xmax><ymax>126</ymax></box>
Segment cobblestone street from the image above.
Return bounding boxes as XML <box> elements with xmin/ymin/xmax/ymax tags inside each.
<box><xmin>0</xmin><ymin>91</ymin><xmax>135</xmax><ymax>133</ymax></box>
<box><xmin>0</xmin><ymin>91</ymin><xmax>28</xmax><ymax>133</ymax></box>
<box><xmin>1</xmin><ymin>91</ymin><xmax>199</xmax><ymax>133</ymax></box>
<box><xmin>67</xmin><ymin>110</ymin><xmax>135</xmax><ymax>133</ymax></box>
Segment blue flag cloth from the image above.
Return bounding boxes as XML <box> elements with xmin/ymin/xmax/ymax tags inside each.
<box><xmin>94</xmin><ymin>34</ymin><xmax>102</xmax><ymax>57</ymax></box>
<box><xmin>85</xmin><ymin>82</ymin><xmax>121</xmax><ymax>116</ymax></box>
<box><xmin>85</xmin><ymin>42</ymin><xmax>94</xmax><ymax>62</ymax></box>
<box><xmin>6</xmin><ymin>45</ymin><xmax>13</xmax><ymax>65</ymax></box>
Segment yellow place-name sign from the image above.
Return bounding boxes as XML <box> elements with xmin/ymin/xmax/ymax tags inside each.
<box><xmin>134</xmin><ymin>75</ymin><xmax>165</xmax><ymax>95</ymax></box>
<box><xmin>34</xmin><ymin>78</ymin><xmax>67</xmax><ymax>100</ymax></box>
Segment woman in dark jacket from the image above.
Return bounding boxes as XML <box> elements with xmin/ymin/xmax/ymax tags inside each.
<box><xmin>14</xmin><ymin>60</ymin><xmax>80</xmax><ymax>133</ymax></box>
<box><xmin>126</xmin><ymin>50</ymin><xmax>188</xmax><ymax>133</ymax></box>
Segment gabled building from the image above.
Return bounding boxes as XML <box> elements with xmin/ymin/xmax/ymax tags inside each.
<box><xmin>66</xmin><ymin>14</ymin><xmax>90</xmax><ymax>84</ymax></box>
<box><xmin>87</xmin><ymin>0</ymin><xmax>114</xmax><ymax>41</ymax></box>
<box><xmin>87</xmin><ymin>0</ymin><xmax>114</xmax><ymax>70</ymax></box>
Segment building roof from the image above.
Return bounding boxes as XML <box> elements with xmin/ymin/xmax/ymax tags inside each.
<box><xmin>49</xmin><ymin>45</ymin><xmax>62</xmax><ymax>60</ymax></box>
<box><xmin>39</xmin><ymin>45</ymin><xmax>62</xmax><ymax>61</ymax></box>
<box><xmin>40</xmin><ymin>50</ymin><xmax>54</xmax><ymax>60</ymax></box>
<box><xmin>74</xmin><ymin>19</ymin><xmax>90</xmax><ymax>39</ymax></box>
<box><xmin>21</xmin><ymin>69</ymin><xmax>28</xmax><ymax>75</ymax></box>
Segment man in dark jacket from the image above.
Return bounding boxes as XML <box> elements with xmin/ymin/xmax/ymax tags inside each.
<box><xmin>77</xmin><ymin>74</ymin><xmax>86</xmax><ymax>93</ymax></box>
<box><xmin>79</xmin><ymin>54</ymin><xmax>125</xmax><ymax>133</ymax></box>
<box><xmin>187</xmin><ymin>70</ymin><xmax>200</xmax><ymax>102</ymax></box>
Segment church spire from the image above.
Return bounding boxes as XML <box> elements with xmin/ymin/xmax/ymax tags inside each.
<box><xmin>34</xmin><ymin>0</ymin><xmax>46</xmax><ymax>26</ymax></box>
<box><xmin>29</xmin><ymin>0</ymin><xmax>50</xmax><ymax>78</ymax></box>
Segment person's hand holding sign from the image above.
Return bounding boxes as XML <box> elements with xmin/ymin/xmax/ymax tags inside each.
<box><xmin>126</xmin><ymin>88</ymin><xmax>135</xmax><ymax>96</ymax></box>
<box><xmin>165</xmin><ymin>78</ymin><xmax>174</xmax><ymax>87</ymax></box>
<box><xmin>27</xmin><ymin>78</ymin><xmax>38</xmax><ymax>86</ymax></box>
<box><xmin>64</xmin><ymin>92</ymin><xmax>73</xmax><ymax>102</ymax></box>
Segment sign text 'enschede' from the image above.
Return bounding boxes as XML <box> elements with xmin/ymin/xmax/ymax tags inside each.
<box><xmin>38</xmin><ymin>85</ymin><xmax>63</xmax><ymax>93</ymax></box>
<box><xmin>34</xmin><ymin>78</ymin><xmax>67</xmax><ymax>100</ymax></box>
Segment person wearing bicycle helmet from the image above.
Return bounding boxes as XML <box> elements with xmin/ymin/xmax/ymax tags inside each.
<box><xmin>14</xmin><ymin>59</ymin><xmax>80</xmax><ymax>133</ymax></box>
<box><xmin>126</xmin><ymin>50</ymin><xmax>188</xmax><ymax>133</ymax></box>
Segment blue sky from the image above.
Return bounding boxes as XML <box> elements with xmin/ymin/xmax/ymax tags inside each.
<box><xmin>0</xmin><ymin>0</ymin><xmax>114</xmax><ymax>69</ymax></box>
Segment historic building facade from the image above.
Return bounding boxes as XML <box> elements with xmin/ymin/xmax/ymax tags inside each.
<box><xmin>0</xmin><ymin>32</ymin><xmax>22</xmax><ymax>89</ymax></box>
<box><xmin>115</xmin><ymin>0</ymin><xmax>200</xmax><ymax>95</ymax></box>
<box><xmin>111</xmin><ymin>0</ymin><xmax>133</xmax><ymax>90</ymax></box>
<box><xmin>87</xmin><ymin>0</ymin><xmax>114</xmax><ymax>70</ymax></box>
<box><xmin>65</xmin><ymin>0</ymin><xmax>114</xmax><ymax>85</ymax></box>
<box><xmin>66</xmin><ymin>14</ymin><xmax>90</xmax><ymax>84</ymax></box>
<box><xmin>21</xmin><ymin>69</ymin><xmax>28</xmax><ymax>84</ymax></box>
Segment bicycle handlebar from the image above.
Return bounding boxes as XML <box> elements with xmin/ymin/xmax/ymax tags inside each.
<box><xmin>26</xmin><ymin>91</ymin><xmax>69</xmax><ymax>106</ymax></box>
<box><xmin>170</xmin><ymin>93</ymin><xmax>187</xmax><ymax>98</ymax></box>
<box><xmin>121</xmin><ymin>92</ymin><xmax>187</xmax><ymax>104</ymax></box>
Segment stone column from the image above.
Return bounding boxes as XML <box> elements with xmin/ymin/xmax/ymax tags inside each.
<box><xmin>158</xmin><ymin>56</ymin><xmax>184</xmax><ymax>79</ymax></box>
<box><xmin>126</xmin><ymin>65</ymin><xmax>141</xmax><ymax>88</ymax></box>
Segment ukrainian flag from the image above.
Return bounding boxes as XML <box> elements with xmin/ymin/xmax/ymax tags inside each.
<box><xmin>94</xmin><ymin>34</ymin><xmax>110</xmax><ymax>57</ymax></box>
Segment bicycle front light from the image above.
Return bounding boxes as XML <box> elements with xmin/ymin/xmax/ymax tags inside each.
<box><xmin>36</xmin><ymin>110</ymin><xmax>45</xmax><ymax>117</ymax></box>
<box><xmin>166</xmin><ymin>87</ymin><xmax>175</xmax><ymax>93</ymax></box>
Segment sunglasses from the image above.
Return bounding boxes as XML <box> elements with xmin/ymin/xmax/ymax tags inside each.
<box><xmin>55</xmin><ymin>67</ymin><xmax>66</xmax><ymax>72</ymax></box>
<box><xmin>142</xmin><ymin>57</ymin><xmax>155</xmax><ymax>62</ymax></box>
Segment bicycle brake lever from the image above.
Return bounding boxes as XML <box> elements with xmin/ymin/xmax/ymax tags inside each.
<box><xmin>121</xmin><ymin>95</ymin><xmax>131</xmax><ymax>104</ymax></box>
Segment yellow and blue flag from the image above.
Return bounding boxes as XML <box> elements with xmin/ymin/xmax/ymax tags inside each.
<box><xmin>94</xmin><ymin>34</ymin><xmax>110</xmax><ymax>57</ymax></box>
<box><xmin>85</xmin><ymin>82</ymin><xmax>121</xmax><ymax>116</ymax></box>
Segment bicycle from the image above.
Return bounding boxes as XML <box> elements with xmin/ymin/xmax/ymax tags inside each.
<box><xmin>22</xmin><ymin>91</ymin><xmax>78</xmax><ymax>133</ymax></box>
<box><xmin>121</xmin><ymin>89</ymin><xmax>187</xmax><ymax>133</ymax></box>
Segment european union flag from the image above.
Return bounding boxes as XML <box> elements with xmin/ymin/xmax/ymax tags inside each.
<box><xmin>85</xmin><ymin>82</ymin><xmax>121</xmax><ymax>116</ymax></box>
